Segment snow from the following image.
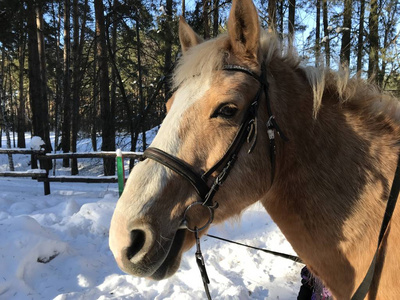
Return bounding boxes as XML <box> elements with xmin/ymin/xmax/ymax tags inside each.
<box><xmin>30</xmin><ymin>136</ymin><xmax>46</xmax><ymax>150</ymax></box>
<box><xmin>1</xmin><ymin>132</ymin><xmax>302</xmax><ymax>299</ymax></box>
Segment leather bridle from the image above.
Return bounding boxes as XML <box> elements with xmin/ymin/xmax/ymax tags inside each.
<box><xmin>143</xmin><ymin>64</ymin><xmax>288</xmax><ymax>232</ymax></box>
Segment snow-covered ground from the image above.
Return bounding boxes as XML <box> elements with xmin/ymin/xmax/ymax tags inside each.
<box><xmin>0</xmin><ymin>132</ymin><xmax>302</xmax><ymax>299</ymax></box>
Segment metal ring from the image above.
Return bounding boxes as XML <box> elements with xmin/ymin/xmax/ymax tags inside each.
<box><xmin>182</xmin><ymin>202</ymin><xmax>214</xmax><ymax>232</ymax></box>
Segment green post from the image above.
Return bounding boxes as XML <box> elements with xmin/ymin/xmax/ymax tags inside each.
<box><xmin>116</xmin><ymin>149</ymin><xmax>125</xmax><ymax>196</ymax></box>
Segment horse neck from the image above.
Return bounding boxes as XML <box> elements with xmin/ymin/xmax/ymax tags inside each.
<box><xmin>265</xmin><ymin>62</ymin><xmax>400</xmax><ymax>219</ymax></box>
<box><xmin>263</xmin><ymin>61</ymin><xmax>400</xmax><ymax>293</ymax></box>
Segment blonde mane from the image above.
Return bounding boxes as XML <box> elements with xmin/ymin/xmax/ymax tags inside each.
<box><xmin>172</xmin><ymin>29</ymin><xmax>400</xmax><ymax>124</ymax></box>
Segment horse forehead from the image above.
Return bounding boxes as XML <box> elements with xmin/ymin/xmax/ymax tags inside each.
<box><xmin>150</xmin><ymin>78</ymin><xmax>211</xmax><ymax>153</ymax></box>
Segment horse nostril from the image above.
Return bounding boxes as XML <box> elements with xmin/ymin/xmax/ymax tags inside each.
<box><xmin>126</xmin><ymin>230</ymin><xmax>146</xmax><ymax>261</ymax></box>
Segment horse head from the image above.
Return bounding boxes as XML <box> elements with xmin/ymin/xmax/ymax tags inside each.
<box><xmin>109</xmin><ymin>0</ymin><xmax>273</xmax><ymax>280</ymax></box>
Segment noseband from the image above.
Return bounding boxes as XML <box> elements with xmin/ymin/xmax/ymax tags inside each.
<box><xmin>143</xmin><ymin>64</ymin><xmax>288</xmax><ymax>231</ymax></box>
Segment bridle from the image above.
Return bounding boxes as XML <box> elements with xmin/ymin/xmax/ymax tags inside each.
<box><xmin>143</xmin><ymin>64</ymin><xmax>288</xmax><ymax>299</ymax></box>
<box><xmin>144</xmin><ymin>64</ymin><xmax>287</xmax><ymax>231</ymax></box>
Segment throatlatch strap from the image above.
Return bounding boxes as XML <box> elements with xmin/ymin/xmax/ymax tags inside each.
<box><xmin>351</xmin><ymin>154</ymin><xmax>400</xmax><ymax>300</ymax></box>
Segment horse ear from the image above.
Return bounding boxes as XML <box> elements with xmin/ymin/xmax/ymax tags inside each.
<box><xmin>227</xmin><ymin>0</ymin><xmax>260</xmax><ymax>61</ymax></box>
<box><xmin>179</xmin><ymin>16</ymin><xmax>203</xmax><ymax>53</ymax></box>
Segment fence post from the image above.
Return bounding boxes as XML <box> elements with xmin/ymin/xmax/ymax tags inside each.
<box><xmin>43</xmin><ymin>170</ymin><xmax>50</xmax><ymax>195</ymax></box>
<box><xmin>31</xmin><ymin>152</ymin><xmax>38</xmax><ymax>169</ymax></box>
<box><xmin>40</xmin><ymin>153</ymin><xmax>51</xmax><ymax>195</ymax></box>
<box><xmin>116</xmin><ymin>149</ymin><xmax>125</xmax><ymax>197</ymax></box>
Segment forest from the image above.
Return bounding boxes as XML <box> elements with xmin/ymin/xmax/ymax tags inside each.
<box><xmin>0</xmin><ymin>0</ymin><xmax>399</xmax><ymax>175</ymax></box>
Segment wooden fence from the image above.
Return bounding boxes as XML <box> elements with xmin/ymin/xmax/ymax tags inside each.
<box><xmin>0</xmin><ymin>149</ymin><xmax>143</xmax><ymax>195</ymax></box>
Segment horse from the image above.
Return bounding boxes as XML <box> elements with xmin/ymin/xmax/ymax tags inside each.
<box><xmin>109</xmin><ymin>0</ymin><xmax>400</xmax><ymax>298</ymax></box>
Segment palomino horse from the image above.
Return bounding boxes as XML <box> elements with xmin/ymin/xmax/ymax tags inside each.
<box><xmin>109</xmin><ymin>0</ymin><xmax>400</xmax><ymax>298</ymax></box>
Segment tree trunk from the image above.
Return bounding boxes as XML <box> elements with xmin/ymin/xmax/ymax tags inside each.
<box><xmin>212</xmin><ymin>0</ymin><xmax>219</xmax><ymax>37</ymax></box>
<box><xmin>27</xmin><ymin>0</ymin><xmax>51</xmax><ymax>170</ymax></box>
<box><xmin>267</xmin><ymin>0</ymin><xmax>277</xmax><ymax>31</ymax></box>
<box><xmin>203</xmin><ymin>0</ymin><xmax>210</xmax><ymax>39</ymax></box>
<box><xmin>91</xmin><ymin>35</ymin><xmax>98</xmax><ymax>152</ymax></box>
<box><xmin>288</xmin><ymin>0</ymin><xmax>295</xmax><ymax>44</ymax></box>
<box><xmin>340</xmin><ymin>0</ymin><xmax>352</xmax><ymax>66</ymax></box>
<box><xmin>36</xmin><ymin>4</ymin><xmax>52</xmax><ymax>156</ymax></box>
<box><xmin>356</xmin><ymin>0</ymin><xmax>365</xmax><ymax>76</ymax></box>
<box><xmin>51</xmin><ymin>0</ymin><xmax>62</xmax><ymax>175</ymax></box>
<box><xmin>27</xmin><ymin>1</ymin><xmax>42</xmax><ymax>143</ymax></box>
<box><xmin>17</xmin><ymin>5</ymin><xmax>26</xmax><ymax>148</ymax></box>
<box><xmin>106</xmin><ymin>21</ymin><xmax>134</xmax><ymax>163</ymax></box>
<box><xmin>378</xmin><ymin>0</ymin><xmax>397</xmax><ymax>88</ymax></box>
<box><xmin>62</xmin><ymin>0</ymin><xmax>71</xmax><ymax>167</ymax></box>
<box><xmin>136</xmin><ymin>12</ymin><xmax>144</xmax><ymax>149</ymax></box>
<box><xmin>109</xmin><ymin>0</ymin><xmax>118</xmax><ymax>156</ymax></box>
<box><xmin>368</xmin><ymin>0</ymin><xmax>379</xmax><ymax>80</ymax></box>
<box><xmin>182</xmin><ymin>0</ymin><xmax>185</xmax><ymax>18</ymax></box>
<box><xmin>0</xmin><ymin>50</ymin><xmax>14</xmax><ymax>170</ymax></box>
<box><xmin>95</xmin><ymin>0</ymin><xmax>115</xmax><ymax>175</ymax></box>
<box><xmin>315</xmin><ymin>0</ymin><xmax>321</xmax><ymax>66</ymax></box>
<box><xmin>164</xmin><ymin>0</ymin><xmax>173</xmax><ymax>96</ymax></box>
<box><xmin>322</xmin><ymin>0</ymin><xmax>330</xmax><ymax>68</ymax></box>
<box><xmin>71</xmin><ymin>0</ymin><xmax>79</xmax><ymax>174</ymax></box>
<box><xmin>70</xmin><ymin>0</ymin><xmax>88</xmax><ymax>175</ymax></box>
<box><xmin>142</xmin><ymin>128</ymin><xmax>146</xmax><ymax>151</ymax></box>
<box><xmin>278</xmin><ymin>0</ymin><xmax>284</xmax><ymax>37</ymax></box>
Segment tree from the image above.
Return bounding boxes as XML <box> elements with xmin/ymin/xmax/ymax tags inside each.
<box><xmin>212</xmin><ymin>0</ymin><xmax>219</xmax><ymax>37</ymax></box>
<box><xmin>202</xmin><ymin>0</ymin><xmax>210</xmax><ymax>39</ymax></box>
<box><xmin>316</xmin><ymin>0</ymin><xmax>321</xmax><ymax>66</ymax></box>
<box><xmin>94</xmin><ymin>0</ymin><xmax>115</xmax><ymax>175</ymax></box>
<box><xmin>50</xmin><ymin>0</ymin><xmax>62</xmax><ymax>158</ymax></box>
<box><xmin>322</xmin><ymin>0</ymin><xmax>330</xmax><ymax>67</ymax></box>
<box><xmin>26</xmin><ymin>0</ymin><xmax>52</xmax><ymax>158</ymax></box>
<box><xmin>340</xmin><ymin>0</ymin><xmax>353</xmax><ymax>66</ymax></box>
<box><xmin>62</xmin><ymin>0</ymin><xmax>71</xmax><ymax>167</ymax></box>
<box><xmin>378</xmin><ymin>0</ymin><xmax>399</xmax><ymax>88</ymax></box>
<box><xmin>164</xmin><ymin>0</ymin><xmax>173</xmax><ymax>96</ymax></box>
<box><xmin>356</xmin><ymin>0</ymin><xmax>365</xmax><ymax>75</ymax></box>
<box><xmin>267</xmin><ymin>0</ymin><xmax>277</xmax><ymax>31</ymax></box>
<box><xmin>288</xmin><ymin>0</ymin><xmax>296</xmax><ymax>42</ymax></box>
<box><xmin>17</xmin><ymin>1</ymin><xmax>26</xmax><ymax>148</ymax></box>
<box><xmin>0</xmin><ymin>48</ymin><xmax>14</xmax><ymax>170</ymax></box>
<box><xmin>70</xmin><ymin>0</ymin><xmax>89</xmax><ymax>175</ymax></box>
<box><xmin>368</xmin><ymin>0</ymin><xmax>379</xmax><ymax>79</ymax></box>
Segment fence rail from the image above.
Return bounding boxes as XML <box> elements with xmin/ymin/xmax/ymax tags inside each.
<box><xmin>38</xmin><ymin>151</ymin><xmax>142</xmax><ymax>160</ymax></box>
<box><xmin>0</xmin><ymin>149</ymin><xmax>144</xmax><ymax>195</ymax></box>
<box><xmin>0</xmin><ymin>149</ymin><xmax>45</xmax><ymax>155</ymax></box>
<box><xmin>0</xmin><ymin>170</ymin><xmax>47</xmax><ymax>178</ymax></box>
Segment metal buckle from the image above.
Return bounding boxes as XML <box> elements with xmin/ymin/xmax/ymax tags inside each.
<box><xmin>181</xmin><ymin>202</ymin><xmax>215</xmax><ymax>232</ymax></box>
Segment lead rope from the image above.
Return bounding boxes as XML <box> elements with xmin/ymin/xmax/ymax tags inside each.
<box><xmin>194</xmin><ymin>228</ymin><xmax>212</xmax><ymax>300</ymax></box>
<box><xmin>193</xmin><ymin>229</ymin><xmax>303</xmax><ymax>300</ymax></box>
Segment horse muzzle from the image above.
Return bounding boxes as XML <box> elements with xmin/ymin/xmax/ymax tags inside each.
<box><xmin>109</xmin><ymin>211</ymin><xmax>187</xmax><ymax>279</ymax></box>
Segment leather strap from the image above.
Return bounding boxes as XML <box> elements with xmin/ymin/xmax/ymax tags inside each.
<box><xmin>143</xmin><ymin>147</ymin><xmax>210</xmax><ymax>199</ymax></box>
<box><xmin>351</xmin><ymin>154</ymin><xmax>400</xmax><ymax>300</ymax></box>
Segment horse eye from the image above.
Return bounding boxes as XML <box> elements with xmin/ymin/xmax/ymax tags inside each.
<box><xmin>215</xmin><ymin>104</ymin><xmax>238</xmax><ymax>118</ymax></box>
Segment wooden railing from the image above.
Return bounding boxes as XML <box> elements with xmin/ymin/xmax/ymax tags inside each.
<box><xmin>0</xmin><ymin>149</ymin><xmax>143</xmax><ymax>195</ymax></box>
<box><xmin>0</xmin><ymin>148</ymin><xmax>46</xmax><ymax>177</ymax></box>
